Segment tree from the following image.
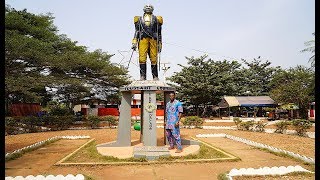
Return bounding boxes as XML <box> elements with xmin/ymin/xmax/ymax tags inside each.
<box><xmin>239</xmin><ymin>57</ymin><xmax>282</xmax><ymax>96</ymax></box>
<box><xmin>5</xmin><ymin>5</ymin><xmax>129</xmax><ymax>114</ymax></box>
<box><xmin>269</xmin><ymin>66</ymin><xmax>314</xmax><ymax>119</ymax></box>
<box><xmin>167</xmin><ymin>55</ymin><xmax>243</xmax><ymax>116</ymax></box>
<box><xmin>301</xmin><ymin>33</ymin><xmax>315</xmax><ymax>67</ymax></box>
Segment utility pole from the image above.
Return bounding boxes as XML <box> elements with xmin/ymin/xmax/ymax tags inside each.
<box><xmin>160</xmin><ymin>62</ymin><xmax>170</xmax><ymax>82</ymax></box>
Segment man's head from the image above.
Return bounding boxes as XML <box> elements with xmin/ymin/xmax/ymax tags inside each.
<box><xmin>143</xmin><ymin>4</ymin><xmax>154</xmax><ymax>14</ymax></box>
<box><xmin>169</xmin><ymin>92</ymin><xmax>175</xmax><ymax>101</ymax></box>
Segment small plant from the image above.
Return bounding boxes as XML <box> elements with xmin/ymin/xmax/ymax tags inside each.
<box><xmin>233</xmin><ymin>117</ymin><xmax>242</xmax><ymax>130</ymax></box>
<box><xmin>182</xmin><ymin>116</ymin><xmax>204</xmax><ymax>128</ymax></box>
<box><xmin>87</xmin><ymin>115</ymin><xmax>101</xmax><ymax>129</ymax></box>
<box><xmin>239</xmin><ymin>120</ymin><xmax>255</xmax><ymax>131</ymax></box>
<box><xmin>291</xmin><ymin>119</ymin><xmax>312</xmax><ymax>136</ymax></box>
<box><xmin>217</xmin><ymin>173</ymin><xmax>229</xmax><ymax>180</ymax></box>
<box><xmin>5</xmin><ymin>117</ymin><xmax>19</xmax><ymax>135</ymax></box>
<box><xmin>20</xmin><ymin>116</ymin><xmax>41</xmax><ymax>133</ymax></box>
<box><xmin>254</xmin><ymin>120</ymin><xmax>267</xmax><ymax>132</ymax></box>
<box><xmin>274</xmin><ymin>120</ymin><xmax>291</xmax><ymax>134</ymax></box>
<box><xmin>103</xmin><ymin>115</ymin><xmax>118</xmax><ymax>127</ymax></box>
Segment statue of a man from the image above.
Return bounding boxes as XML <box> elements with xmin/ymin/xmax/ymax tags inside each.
<box><xmin>132</xmin><ymin>4</ymin><xmax>163</xmax><ymax>81</ymax></box>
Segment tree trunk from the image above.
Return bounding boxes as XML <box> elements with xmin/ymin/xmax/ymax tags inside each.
<box><xmin>196</xmin><ymin>104</ymin><xmax>199</xmax><ymax>117</ymax></box>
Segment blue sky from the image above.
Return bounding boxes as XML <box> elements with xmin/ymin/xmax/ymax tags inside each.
<box><xmin>6</xmin><ymin>0</ymin><xmax>315</xmax><ymax>81</ymax></box>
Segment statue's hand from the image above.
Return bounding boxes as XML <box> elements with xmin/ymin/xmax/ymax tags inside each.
<box><xmin>131</xmin><ymin>43</ymin><xmax>137</xmax><ymax>51</ymax></box>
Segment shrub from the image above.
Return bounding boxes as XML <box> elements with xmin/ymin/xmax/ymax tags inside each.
<box><xmin>182</xmin><ymin>116</ymin><xmax>204</xmax><ymax>128</ymax></box>
<box><xmin>47</xmin><ymin>101</ymin><xmax>72</xmax><ymax>116</ymax></box>
<box><xmin>254</xmin><ymin>120</ymin><xmax>267</xmax><ymax>132</ymax></box>
<box><xmin>233</xmin><ymin>117</ymin><xmax>242</xmax><ymax>130</ymax></box>
<box><xmin>5</xmin><ymin>117</ymin><xmax>19</xmax><ymax>135</ymax></box>
<box><xmin>274</xmin><ymin>120</ymin><xmax>291</xmax><ymax>134</ymax></box>
<box><xmin>291</xmin><ymin>119</ymin><xmax>312</xmax><ymax>136</ymax></box>
<box><xmin>87</xmin><ymin>115</ymin><xmax>101</xmax><ymax>129</ymax></box>
<box><xmin>103</xmin><ymin>115</ymin><xmax>118</xmax><ymax>127</ymax></box>
<box><xmin>56</xmin><ymin>115</ymin><xmax>74</xmax><ymax>130</ymax></box>
<box><xmin>42</xmin><ymin>115</ymin><xmax>74</xmax><ymax>130</ymax></box>
<box><xmin>239</xmin><ymin>120</ymin><xmax>255</xmax><ymax>131</ymax></box>
<box><xmin>20</xmin><ymin>116</ymin><xmax>41</xmax><ymax>133</ymax></box>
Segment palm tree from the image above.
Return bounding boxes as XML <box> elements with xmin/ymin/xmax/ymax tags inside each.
<box><xmin>301</xmin><ymin>33</ymin><xmax>315</xmax><ymax>67</ymax></box>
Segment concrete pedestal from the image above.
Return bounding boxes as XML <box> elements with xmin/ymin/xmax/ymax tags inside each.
<box><xmin>96</xmin><ymin>80</ymin><xmax>200</xmax><ymax>159</ymax></box>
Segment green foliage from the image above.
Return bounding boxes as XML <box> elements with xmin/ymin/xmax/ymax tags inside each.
<box><xmin>5</xmin><ymin>6</ymin><xmax>129</xmax><ymax>115</ymax></box>
<box><xmin>156</xmin><ymin>93</ymin><xmax>164</xmax><ymax>101</ymax></box>
<box><xmin>42</xmin><ymin>115</ymin><xmax>74</xmax><ymax>130</ymax></box>
<box><xmin>47</xmin><ymin>101</ymin><xmax>72</xmax><ymax>116</ymax></box>
<box><xmin>301</xmin><ymin>33</ymin><xmax>315</xmax><ymax>67</ymax></box>
<box><xmin>254</xmin><ymin>120</ymin><xmax>267</xmax><ymax>132</ymax></box>
<box><xmin>103</xmin><ymin>115</ymin><xmax>118</xmax><ymax>127</ymax></box>
<box><xmin>5</xmin><ymin>117</ymin><xmax>19</xmax><ymax>135</ymax></box>
<box><xmin>87</xmin><ymin>115</ymin><xmax>101</xmax><ymax>129</ymax></box>
<box><xmin>182</xmin><ymin>116</ymin><xmax>204</xmax><ymax>128</ymax></box>
<box><xmin>217</xmin><ymin>173</ymin><xmax>229</xmax><ymax>180</ymax></box>
<box><xmin>6</xmin><ymin>115</ymin><xmax>75</xmax><ymax>134</ymax></box>
<box><xmin>20</xmin><ymin>116</ymin><xmax>41</xmax><ymax>133</ymax></box>
<box><xmin>240</xmin><ymin>58</ymin><xmax>282</xmax><ymax>96</ymax></box>
<box><xmin>239</xmin><ymin>120</ymin><xmax>255</xmax><ymax>131</ymax></box>
<box><xmin>167</xmin><ymin>55</ymin><xmax>282</xmax><ymax>116</ymax></box>
<box><xmin>233</xmin><ymin>117</ymin><xmax>242</xmax><ymax>130</ymax></box>
<box><xmin>167</xmin><ymin>55</ymin><xmax>243</xmax><ymax>115</ymax></box>
<box><xmin>291</xmin><ymin>119</ymin><xmax>312</xmax><ymax>136</ymax></box>
<box><xmin>274</xmin><ymin>120</ymin><xmax>291</xmax><ymax>134</ymax></box>
<box><xmin>270</xmin><ymin>66</ymin><xmax>315</xmax><ymax>119</ymax></box>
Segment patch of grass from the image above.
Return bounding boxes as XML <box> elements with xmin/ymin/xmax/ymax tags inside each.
<box><xmin>5</xmin><ymin>138</ymin><xmax>60</xmax><ymax>162</ymax></box>
<box><xmin>84</xmin><ymin>174</ymin><xmax>95</xmax><ymax>180</ymax></box>
<box><xmin>217</xmin><ymin>172</ymin><xmax>229</xmax><ymax>180</ymax></box>
<box><xmin>65</xmin><ymin>140</ymin><xmax>234</xmax><ymax>163</ymax></box>
<box><xmin>64</xmin><ymin>140</ymin><xmax>147</xmax><ymax>163</ymax></box>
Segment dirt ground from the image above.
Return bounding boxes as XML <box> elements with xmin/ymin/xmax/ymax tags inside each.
<box><xmin>5</xmin><ymin>128</ymin><xmax>315</xmax><ymax>180</ymax></box>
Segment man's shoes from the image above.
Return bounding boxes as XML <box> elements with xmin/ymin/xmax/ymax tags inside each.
<box><xmin>168</xmin><ymin>146</ymin><xmax>174</xmax><ymax>150</ymax></box>
<box><xmin>175</xmin><ymin>149</ymin><xmax>183</xmax><ymax>153</ymax></box>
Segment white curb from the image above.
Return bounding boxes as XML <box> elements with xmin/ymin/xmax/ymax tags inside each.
<box><xmin>196</xmin><ymin>133</ymin><xmax>314</xmax><ymax>164</ymax></box>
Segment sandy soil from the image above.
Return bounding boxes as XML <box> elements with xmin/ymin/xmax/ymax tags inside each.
<box><xmin>5</xmin><ymin>128</ymin><xmax>315</xmax><ymax>180</ymax></box>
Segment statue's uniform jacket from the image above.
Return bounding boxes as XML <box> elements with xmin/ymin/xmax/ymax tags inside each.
<box><xmin>132</xmin><ymin>14</ymin><xmax>163</xmax><ymax>65</ymax></box>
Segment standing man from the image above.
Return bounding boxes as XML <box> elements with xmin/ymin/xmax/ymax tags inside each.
<box><xmin>165</xmin><ymin>92</ymin><xmax>183</xmax><ymax>153</ymax></box>
<box><xmin>131</xmin><ymin>4</ymin><xmax>163</xmax><ymax>81</ymax></box>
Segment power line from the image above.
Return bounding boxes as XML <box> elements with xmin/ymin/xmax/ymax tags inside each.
<box><xmin>162</xmin><ymin>41</ymin><xmax>243</xmax><ymax>60</ymax></box>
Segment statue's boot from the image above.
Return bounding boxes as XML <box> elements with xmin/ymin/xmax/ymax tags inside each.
<box><xmin>151</xmin><ymin>64</ymin><xmax>159</xmax><ymax>81</ymax></box>
<box><xmin>140</xmin><ymin>63</ymin><xmax>146</xmax><ymax>80</ymax></box>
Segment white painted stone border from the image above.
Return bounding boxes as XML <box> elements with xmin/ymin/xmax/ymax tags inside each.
<box><xmin>5</xmin><ymin>135</ymin><xmax>91</xmax><ymax>160</ymax></box>
<box><xmin>226</xmin><ymin>165</ymin><xmax>313</xmax><ymax>180</ymax></box>
<box><xmin>5</xmin><ymin>174</ymin><xmax>85</xmax><ymax>180</ymax></box>
<box><xmin>196</xmin><ymin>133</ymin><xmax>315</xmax><ymax>164</ymax></box>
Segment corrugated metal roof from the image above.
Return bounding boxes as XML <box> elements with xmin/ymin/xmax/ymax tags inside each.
<box><xmin>219</xmin><ymin>96</ymin><xmax>276</xmax><ymax>107</ymax></box>
<box><xmin>224</xmin><ymin>96</ymin><xmax>240</xmax><ymax>106</ymax></box>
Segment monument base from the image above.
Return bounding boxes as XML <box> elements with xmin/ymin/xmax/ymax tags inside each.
<box><xmin>96</xmin><ymin>139</ymin><xmax>201</xmax><ymax>160</ymax></box>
